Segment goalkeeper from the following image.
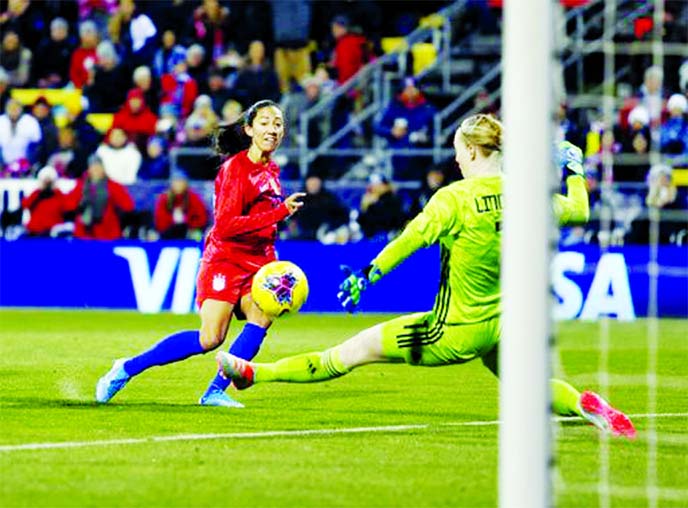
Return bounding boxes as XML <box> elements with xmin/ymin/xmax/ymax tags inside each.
<box><xmin>217</xmin><ymin>114</ymin><xmax>636</xmax><ymax>438</ymax></box>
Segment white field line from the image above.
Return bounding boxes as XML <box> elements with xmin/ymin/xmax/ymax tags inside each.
<box><xmin>0</xmin><ymin>412</ymin><xmax>686</xmax><ymax>453</ymax></box>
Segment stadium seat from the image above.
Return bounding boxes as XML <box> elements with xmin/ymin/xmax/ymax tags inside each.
<box><xmin>411</xmin><ymin>42</ymin><xmax>437</xmax><ymax>75</ymax></box>
<box><xmin>86</xmin><ymin>113</ymin><xmax>114</xmax><ymax>134</ymax></box>
<box><xmin>419</xmin><ymin>13</ymin><xmax>445</xmax><ymax>29</ymax></box>
<box><xmin>585</xmin><ymin>130</ymin><xmax>601</xmax><ymax>157</ymax></box>
<box><xmin>381</xmin><ymin>37</ymin><xmax>408</xmax><ymax>54</ymax></box>
<box><xmin>673</xmin><ymin>168</ymin><xmax>688</xmax><ymax>187</ymax></box>
<box><xmin>10</xmin><ymin>88</ymin><xmax>83</xmax><ymax>116</ymax></box>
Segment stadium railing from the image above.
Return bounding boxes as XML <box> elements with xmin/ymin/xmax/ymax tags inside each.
<box><xmin>290</xmin><ymin>0</ymin><xmax>662</xmax><ymax>179</ymax></box>
<box><xmin>295</xmin><ymin>0</ymin><xmax>468</xmax><ymax>179</ymax></box>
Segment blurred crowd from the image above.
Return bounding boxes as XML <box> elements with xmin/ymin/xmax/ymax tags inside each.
<box><xmin>0</xmin><ymin>0</ymin><xmax>447</xmax><ymax>180</ymax></box>
<box><xmin>0</xmin><ymin>0</ymin><xmax>686</xmax><ymax>245</ymax></box>
<box><xmin>10</xmin><ymin>155</ymin><xmax>454</xmax><ymax>243</ymax></box>
<box><xmin>0</xmin><ymin>0</ymin><xmax>449</xmax><ymax>241</ymax></box>
<box><xmin>555</xmin><ymin>61</ymin><xmax>688</xmax><ymax>247</ymax></box>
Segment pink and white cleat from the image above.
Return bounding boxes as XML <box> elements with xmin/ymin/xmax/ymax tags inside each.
<box><xmin>216</xmin><ymin>352</ymin><xmax>255</xmax><ymax>390</ymax></box>
<box><xmin>579</xmin><ymin>390</ymin><xmax>637</xmax><ymax>439</ymax></box>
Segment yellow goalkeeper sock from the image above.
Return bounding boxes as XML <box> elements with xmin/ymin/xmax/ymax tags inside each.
<box><xmin>551</xmin><ymin>378</ymin><xmax>583</xmax><ymax>417</ymax></box>
<box><xmin>254</xmin><ymin>347</ymin><xmax>351</xmax><ymax>383</ymax></box>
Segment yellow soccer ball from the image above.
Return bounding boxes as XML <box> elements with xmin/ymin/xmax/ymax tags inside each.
<box><xmin>251</xmin><ymin>261</ymin><xmax>309</xmax><ymax>318</ymax></box>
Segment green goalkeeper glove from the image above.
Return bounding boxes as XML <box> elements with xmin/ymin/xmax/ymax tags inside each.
<box><xmin>337</xmin><ymin>264</ymin><xmax>382</xmax><ymax>313</ymax></box>
<box><xmin>558</xmin><ymin>141</ymin><xmax>585</xmax><ymax>178</ymax></box>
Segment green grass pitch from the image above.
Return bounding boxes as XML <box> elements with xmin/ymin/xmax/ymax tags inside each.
<box><xmin>1</xmin><ymin>310</ymin><xmax>686</xmax><ymax>507</ymax></box>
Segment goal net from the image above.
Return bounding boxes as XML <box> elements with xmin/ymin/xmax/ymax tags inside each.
<box><xmin>500</xmin><ymin>1</ymin><xmax>688</xmax><ymax>507</ymax></box>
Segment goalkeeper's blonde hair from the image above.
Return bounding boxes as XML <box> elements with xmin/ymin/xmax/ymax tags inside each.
<box><xmin>458</xmin><ymin>114</ymin><xmax>503</xmax><ymax>156</ymax></box>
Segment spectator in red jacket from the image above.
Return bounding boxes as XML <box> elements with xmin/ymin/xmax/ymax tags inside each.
<box><xmin>330</xmin><ymin>15</ymin><xmax>369</xmax><ymax>85</ymax></box>
<box><xmin>328</xmin><ymin>15</ymin><xmax>370</xmax><ymax>156</ymax></box>
<box><xmin>154</xmin><ymin>170</ymin><xmax>208</xmax><ymax>239</ymax></box>
<box><xmin>113</xmin><ymin>88</ymin><xmax>158</xmax><ymax>153</ymax></box>
<box><xmin>21</xmin><ymin>166</ymin><xmax>67</xmax><ymax>237</ymax></box>
<box><xmin>67</xmin><ymin>154</ymin><xmax>135</xmax><ymax>240</ymax></box>
<box><xmin>160</xmin><ymin>47</ymin><xmax>199</xmax><ymax>119</ymax></box>
<box><xmin>69</xmin><ymin>20</ymin><xmax>100</xmax><ymax>89</ymax></box>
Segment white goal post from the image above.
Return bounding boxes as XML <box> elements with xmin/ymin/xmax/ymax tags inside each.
<box><xmin>499</xmin><ymin>0</ymin><xmax>554</xmax><ymax>507</ymax></box>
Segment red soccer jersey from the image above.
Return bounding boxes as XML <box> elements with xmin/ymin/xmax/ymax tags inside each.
<box><xmin>202</xmin><ymin>150</ymin><xmax>289</xmax><ymax>268</ymax></box>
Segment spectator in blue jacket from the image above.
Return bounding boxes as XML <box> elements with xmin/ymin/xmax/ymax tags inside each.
<box><xmin>660</xmin><ymin>93</ymin><xmax>688</xmax><ymax>157</ymax></box>
<box><xmin>138</xmin><ymin>136</ymin><xmax>170</xmax><ymax>180</ymax></box>
<box><xmin>153</xmin><ymin>30</ymin><xmax>186</xmax><ymax>78</ymax></box>
<box><xmin>233</xmin><ymin>40</ymin><xmax>281</xmax><ymax>109</ymax></box>
<box><xmin>375</xmin><ymin>77</ymin><xmax>436</xmax><ymax>181</ymax></box>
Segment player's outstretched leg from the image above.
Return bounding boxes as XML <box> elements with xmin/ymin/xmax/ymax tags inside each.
<box><xmin>216</xmin><ymin>323</ymin><xmax>386</xmax><ymax>390</ymax></box>
<box><xmin>200</xmin><ymin>323</ymin><xmax>267</xmax><ymax>408</ymax></box>
<box><xmin>96</xmin><ymin>330</ymin><xmax>206</xmax><ymax>403</ymax></box>
<box><xmin>483</xmin><ymin>349</ymin><xmax>636</xmax><ymax>439</ymax></box>
<box><xmin>217</xmin><ymin>347</ymin><xmax>351</xmax><ymax>389</ymax></box>
<box><xmin>96</xmin><ymin>300</ymin><xmax>233</xmax><ymax>404</ymax></box>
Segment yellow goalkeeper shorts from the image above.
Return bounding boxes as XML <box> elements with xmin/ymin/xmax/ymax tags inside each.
<box><xmin>380</xmin><ymin>312</ymin><xmax>500</xmax><ymax>366</ymax></box>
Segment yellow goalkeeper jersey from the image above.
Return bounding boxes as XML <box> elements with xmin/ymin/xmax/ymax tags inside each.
<box><xmin>371</xmin><ymin>174</ymin><xmax>589</xmax><ymax>324</ymax></box>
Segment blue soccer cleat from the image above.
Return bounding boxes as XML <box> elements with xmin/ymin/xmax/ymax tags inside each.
<box><xmin>199</xmin><ymin>388</ymin><xmax>245</xmax><ymax>409</ymax></box>
<box><xmin>95</xmin><ymin>358</ymin><xmax>131</xmax><ymax>403</ymax></box>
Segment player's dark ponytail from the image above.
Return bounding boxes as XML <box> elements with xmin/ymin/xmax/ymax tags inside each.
<box><xmin>213</xmin><ymin>117</ymin><xmax>251</xmax><ymax>157</ymax></box>
<box><xmin>213</xmin><ymin>99</ymin><xmax>284</xmax><ymax>157</ymax></box>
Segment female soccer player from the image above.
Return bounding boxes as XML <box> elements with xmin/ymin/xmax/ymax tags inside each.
<box><xmin>217</xmin><ymin>114</ymin><xmax>636</xmax><ymax>438</ymax></box>
<box><xmin>96</xmin><ymin>99</ymin><xmax>305</xmax><ymax>407</ymax></box>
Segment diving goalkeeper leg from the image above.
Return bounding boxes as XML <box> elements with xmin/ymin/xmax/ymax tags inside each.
<box><xmin>216</xmin><ymin>324</ymin><xmax>387</xmax><ymax>388</ymax></box>
<box><xmin>482</xmin><ymin>347</ymin><xmax>636</xmax><ymax>438</ymax></box>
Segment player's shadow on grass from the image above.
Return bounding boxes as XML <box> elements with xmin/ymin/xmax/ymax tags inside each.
<box><xmin>0</xmin><ymin>397</ymin><xmax>217</xmax><ymax>412</ymax></box>
<box><xmin>558</xmin><ymin>419</ymin><xmax>593</xmax><ymax>430</ymax></box>
<box><xmin>0</xmin><ymin>397</ymin><xmax>98</xmax><ymax>408</ymax></box>
<box><xmin>2</xmin><ymin>397</ymin><xmax>491</xmax><ymax>422</ymax></box>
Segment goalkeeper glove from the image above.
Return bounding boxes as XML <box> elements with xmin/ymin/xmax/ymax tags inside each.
<box><xmin>558</xmin><ymin>141</ymin><xmax>585</xmax><ymax>178</ymax></box>
<box><xmin>337</xmin><ymin>264</ymin><xmax>382</xmax><ymax>313</ymax></box>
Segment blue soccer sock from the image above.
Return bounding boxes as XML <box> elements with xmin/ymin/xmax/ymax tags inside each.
<box><xmin>123</xmin><ymin>330</ymin><xmax>205</xmax><ymax>377</ymax></box>
<box><xmin>204</xmin><ymin>323</ymin><xmax>267</xmax><ymax>394</ymax></box>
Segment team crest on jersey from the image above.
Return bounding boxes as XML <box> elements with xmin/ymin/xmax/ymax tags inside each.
<box><xmin>212</xmin><ymin>274</ymin><xmax>226</xmax><ymax>291</ymax></box>
<box><xmin>262</xmin><ymin>273</ymin><xmax>296</xmax><ymax>305</ymax></box>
